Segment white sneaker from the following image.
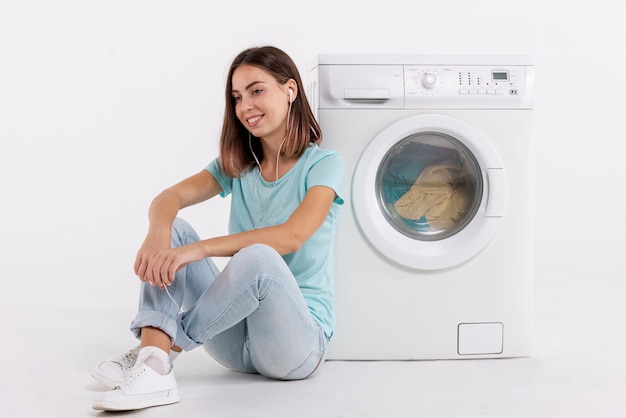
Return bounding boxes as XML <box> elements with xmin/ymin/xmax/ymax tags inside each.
<box><xmin>91</xmin><ymin>345</ymin><xmax>140</xmax><ymax>388</ymax></box>
<box><xmin>93</xmin><ymin>348</ymin><xmax>180</xmax><ymax>411</ymax></box>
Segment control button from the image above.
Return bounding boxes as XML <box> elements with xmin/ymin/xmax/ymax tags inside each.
<box><xmin>478</xmin><ymin>89</ymin><xmax>486</xmax><ymax>95</ymax></box>
<box><xmin>468</xmin><ymin>89</ymin><xmax>477</xmax><ymax>95</ymax></box>
<box><xmin>459</xmin><ymin>89</ymin><xmax>468</xmax><ymax>95</ymax></box>
<box><xmin>495</xmin><ymin>89</ymin><xmax>505</xmax><ymax>95</ymax></box>
<box><xmin>422</xmin><ymin>73</ymin><xmax>437</xmax><ymax>89</ymax></box>
<box><xmin>487</xmin><ymin>89</ymin><xmax>495</xmax><ymax>95</ymax></box>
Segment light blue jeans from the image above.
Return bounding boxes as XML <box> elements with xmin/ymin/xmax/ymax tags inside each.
<box><xmin>130</xmin><ymin>218</ymin><xmax>328</xmax><ymax>380</ymax></box>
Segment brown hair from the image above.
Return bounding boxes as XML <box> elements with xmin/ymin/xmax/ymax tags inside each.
<box><xmin>219</xmin><ymin>46</ymin><xmax>322</xmax><ymax>177</ymax></box>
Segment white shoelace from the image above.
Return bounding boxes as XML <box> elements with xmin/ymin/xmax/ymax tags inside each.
<box><xmin>114</xmin><ymin>346</ymin><xmax>139</xmax><ymax>369</ymax></box>
<box><xmin>118</xmin><ymin>356</ymin><xmax>148</xmax><ymax>388</ymax></box>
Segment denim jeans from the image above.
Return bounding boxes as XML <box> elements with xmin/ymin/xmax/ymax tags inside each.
<box><xmin>130</xmin><ymin>218</ymin><xmax>328</xmax><ymax>380</ymax></box>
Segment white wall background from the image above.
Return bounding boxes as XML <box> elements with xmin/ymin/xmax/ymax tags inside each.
<box><xmin>1</xmin><ymin>0</ymin><xmax>624</xmax><ymax>311</ymax></box>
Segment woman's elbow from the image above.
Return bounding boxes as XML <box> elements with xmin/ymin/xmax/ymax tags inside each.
<box><xmin>281</xmin><ymin>230</ymin><xmax>309</xmax><ymax>254</ymax></box>
<box><xmin>283</xmin><ymin>237</ymin><xmax>304</xmax><ymax>254</ymax></box>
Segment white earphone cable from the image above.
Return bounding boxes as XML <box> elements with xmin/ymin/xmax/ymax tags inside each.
<box><xmin>164</xmin><ymin>284</ymin><xmax>181</xmax><ymax>313</ymax></box>
<box><xmin>250</xmin><ymin>95</ymin><xmax>292</xmax><ymax>228</ymax></box>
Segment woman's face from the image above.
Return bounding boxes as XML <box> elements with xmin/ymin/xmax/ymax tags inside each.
<box><xmin>231</xmin><ymin>64</ymin><xmax>291</xmax><ymax>143</ymax></box>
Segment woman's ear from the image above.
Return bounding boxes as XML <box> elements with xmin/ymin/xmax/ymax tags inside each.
<box><xmin>287</xmin><ymin>80</ymin><xmax>297</xmax><ymax>103</ymax></box>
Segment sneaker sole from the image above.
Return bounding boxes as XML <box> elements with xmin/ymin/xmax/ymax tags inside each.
<box><xmin>92</xmin><ymin>389</ymin><xmax>180</xmax><ymax>411</ymax></box>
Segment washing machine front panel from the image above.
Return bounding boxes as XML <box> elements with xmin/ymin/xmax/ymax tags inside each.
<box><xmin>316</xmin><ymin>108</ymin><xmax>534</xmax><ymax>360</ymax></box>
<box><xmin>353</xmin><ymin>113</ymin><xmax>505</xmax><ymax>270</ymax></box>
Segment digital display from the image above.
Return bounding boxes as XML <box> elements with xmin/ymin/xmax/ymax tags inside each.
<box><xmin>492</xmin><ymin>71</ymin><xmax>509</xmax><ymax>81</ymax></box>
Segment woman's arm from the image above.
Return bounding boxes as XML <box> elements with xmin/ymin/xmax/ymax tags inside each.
<box><xmin>205</xmin><ymin>184</ymin><xmax>336</xmax><ymax>255</ymax></box>
<box><xmin>146</xmin><ymin>185</ymin><xmax>337</xmax><ymax>287</ymax></box>
<box><xmin>134</xmin><ymin>170</ymin><xmax>222</xmax><ymax>284</ymax></box>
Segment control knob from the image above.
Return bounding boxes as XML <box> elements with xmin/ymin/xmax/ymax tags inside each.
<box><xmin>422</xmin><ymin>73</ymin><xmax>437</xmax><ymax>89</ymax></box>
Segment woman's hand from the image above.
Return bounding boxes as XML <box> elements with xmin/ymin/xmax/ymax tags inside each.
<box><xmin>134</xmin><ymin>233</ymin><xmax>170</xmax><ymax>286</ymax></box>
<box><xmin>135</xmin><ymin>238</ymin><xmax>205</xmax><ymax>288</ymax></box>
<box><xmin>142</xmin><ymin>247</ymin><xmax>190</xmax><ymax>287</ymax></box>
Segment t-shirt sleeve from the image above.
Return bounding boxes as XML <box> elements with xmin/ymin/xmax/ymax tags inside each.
<box><xmin>306</xmin><ymin>152</ymin><xmax>345</xmax><ymax>205</ymax></box>
<box><xmin>204</xmin><ymin>158</ymin><xmax>232</xmax><ymax>198</ymax></box>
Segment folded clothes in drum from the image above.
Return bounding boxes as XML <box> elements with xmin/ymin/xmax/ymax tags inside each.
<box><xmin>393</xmin><ymin>160</ymin><xmax>470</xmax><ymax>230</ymax></box>
<box><xmin>380</xmin><ymin>141</ymin><xmax>459</xmax><ymax>205</ymax></box>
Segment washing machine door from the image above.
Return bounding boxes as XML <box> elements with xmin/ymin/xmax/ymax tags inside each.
<box><xmin>352</xmin><ymin>113</ymin><xmax>505</xmax><ymax>270</ymax></box>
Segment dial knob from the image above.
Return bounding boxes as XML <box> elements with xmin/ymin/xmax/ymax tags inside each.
<box><xmin>422</xmin><ymin>73</ymin><xmax>437</xmax><ymax>89</ymax></box>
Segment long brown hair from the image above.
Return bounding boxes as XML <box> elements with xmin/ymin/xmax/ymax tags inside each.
<box><xmin>219</xmin><ymin>46</ymin><xmax>322</xmax><ymax>178</ymax></box>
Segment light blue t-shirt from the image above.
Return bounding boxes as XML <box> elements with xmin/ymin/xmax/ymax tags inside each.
<box><xmin>205</xmin><ymin>144</ymin><xmax>344</xmax><ymax>338</ymax></box>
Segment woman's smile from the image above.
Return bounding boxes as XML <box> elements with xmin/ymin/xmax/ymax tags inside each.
<box><xmin>246</xmin><ymin>114</ymin><xmax>264</xmax><ymax>127</ymax></box>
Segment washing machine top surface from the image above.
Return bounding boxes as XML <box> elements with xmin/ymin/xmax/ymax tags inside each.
<box><xmin>310</xmin><ymin>53</ymin><xmax>533</xmax><ymax>66</ymax></box>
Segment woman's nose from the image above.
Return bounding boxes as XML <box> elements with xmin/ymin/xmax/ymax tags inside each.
<box><xmin>240</xmin><ymin>95</ymin><xmax>253</xmax><ymax>110</ymax></box>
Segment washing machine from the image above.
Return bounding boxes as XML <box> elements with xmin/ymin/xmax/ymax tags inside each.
<box><xmin>306</xmin><ymin>55</ymin><xmax>534</xmax><ymax>360</ymax></box>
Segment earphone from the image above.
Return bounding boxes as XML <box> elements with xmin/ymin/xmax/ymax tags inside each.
<box><xmin>288</xmin><ymin>88</ymin><xmax>293</xmax><ymax>103</ymax></box>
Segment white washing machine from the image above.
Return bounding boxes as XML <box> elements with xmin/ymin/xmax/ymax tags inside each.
<box><xmin>306</xmin><ymin>55</ymin><xmax>534</xmax><ymax>360</ymax></box>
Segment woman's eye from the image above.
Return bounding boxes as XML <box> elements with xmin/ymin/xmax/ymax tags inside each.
<box><xmin>232</xmin><ymin>96</ymin><xmax>241</xmax><ymax>103</ymax></box>
<box><xmin>252</xmin><ymin>89</ymin><xmax>263</xmax><ymax>95</ymax></box>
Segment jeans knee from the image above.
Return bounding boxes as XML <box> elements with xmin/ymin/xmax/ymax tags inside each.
<box><xmin>172</xmin><ymin>217</ymin><xmax>192</xmax><ymax>234</ymax></box>
<box><xmin>232</xmin><ymin>244</ymin><xmax>286</xmax><ymax>270</ymax></box>
<box><xmin>171</xmin><ymin>218</ymin><xmax>200</xmax><ymax>247</ymax></box>
<box><xmin>237</xmin><ymin>243</ymin><xmax>277</xmax><ymax>258</ymax></box>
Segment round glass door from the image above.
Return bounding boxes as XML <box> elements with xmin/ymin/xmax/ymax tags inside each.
<box><xmin>352</xmin><ymin>113</ymin><xmax>505</xmax><ymax>270</ymax></box>
<box><xmin>377</xmin><ymin>132</ymin><xmax>483</xmax><ymax>241</ymax></box>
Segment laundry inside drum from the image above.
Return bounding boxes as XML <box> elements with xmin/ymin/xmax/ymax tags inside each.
<box><xmin>376</xmin><ymin>132</ymin><xmax>483</xmax><ymax>241</ymax></box>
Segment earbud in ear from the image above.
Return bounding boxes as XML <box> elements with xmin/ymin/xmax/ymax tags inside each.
<box><xmin>288</xmin><ymin>88</ymin><xmax>293</xmax><ymax>103</ymax></box>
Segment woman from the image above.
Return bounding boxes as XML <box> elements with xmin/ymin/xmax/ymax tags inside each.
<box><xmin>92</xmin><ymin>46</ymin><xmax>344</xmax><ymax>411</ymax></box>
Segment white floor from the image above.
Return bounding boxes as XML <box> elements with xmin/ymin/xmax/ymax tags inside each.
<box><xmin>3</xmin><ymin>273</ymin><xmax>625</xmax><ymax>418</ymax></box>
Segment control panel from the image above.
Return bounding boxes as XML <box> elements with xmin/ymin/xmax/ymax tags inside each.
<box><xmin>310</xmin><ymin>56</ymin><xmax>534</xmax><ymax>110</ymax></box>
<box><xmin>404</xmin><ymin>65</ymin><xmax>526</xmax><ymax>99</ymax></box>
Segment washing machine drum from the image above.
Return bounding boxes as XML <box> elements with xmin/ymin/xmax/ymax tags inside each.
<box><xmin>378</xmin><ymin>132</ymin><xmax>482</xmax><ymax>241</ymax></box>
<box><xmin>352</xmin><ymin>114</ymin><xmax>506</xmax><ymax>270</ymax></box>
